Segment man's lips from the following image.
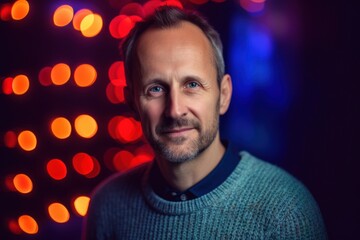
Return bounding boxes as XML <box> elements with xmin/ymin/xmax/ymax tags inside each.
<box><xmin>161</xmin><ymin>127</ymin><xmax>194</xmax><ymax>135</ymax></box>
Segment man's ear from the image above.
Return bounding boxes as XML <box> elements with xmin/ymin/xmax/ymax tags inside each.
<box><xmin>219</xmin><ymin>74</ymin><xmax>232</xmax><ymax>115</ymax></box>
<box><xmin>124</xmin><ymin>86</ymin><xmax>140</xmax><ymax>120</ymax></box>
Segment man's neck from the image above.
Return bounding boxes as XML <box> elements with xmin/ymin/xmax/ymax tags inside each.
<box><xmin>156</xmin><ymin>134</ymin><xmax>225</xmax><ymax>192</ymax></box>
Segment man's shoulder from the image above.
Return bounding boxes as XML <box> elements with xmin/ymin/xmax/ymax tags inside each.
<box><xmin>90</xmin><ymin>161</ymin><xmax>151</xmax><ymax>202</ymax></box>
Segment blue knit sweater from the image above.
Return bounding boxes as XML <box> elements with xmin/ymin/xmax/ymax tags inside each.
<box><xmin>83</xmin><ymin>152</ymin><xmax>327</xmax><ymax>239</ymax></box>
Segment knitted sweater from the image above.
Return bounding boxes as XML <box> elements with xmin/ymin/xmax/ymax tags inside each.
<box><xmin>83</xmin><ymin>152</ymin><xmax>327</xmax><ymax>239</ymax></box>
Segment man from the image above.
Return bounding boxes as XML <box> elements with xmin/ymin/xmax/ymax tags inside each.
<box><xmin>83</xmin><ymin>6</ymin><xmax>327</xmax><ymax>239</ymax></box>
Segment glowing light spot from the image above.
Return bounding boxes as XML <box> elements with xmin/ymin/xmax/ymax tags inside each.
<box><xmin>13</xmin><ymin>173</ymin><xmax>33</xmax><ymax>194</ymax></box>
<box><xmin>48</xmin><ymin>202</ymin><xmax>70</xmax><ymax>223</ymax></box>
<box><xmin>106</xmin><ymin>83</ymin><xmax>125</xmax><ymax>104</ymax></box>
<box><xmin>109</xmin><ymin>15</ymin><xmax>139</xmax><ymax>39</ymax></box>
<box><xmin>18</xmin><ymin>130</ymin><xmax>37</xmax><ymax>151</ymax></box>
<box><xmin>143</xmin><ymin>0</ymin><xmax>163</xmax><ymax>17</ymax></box>
<box><xmin>85</xmin><ymin>157</ymin><xmax>100</xmax><ymax>178</ymax></box>
<box><xmin>51</xmin><ymin>63</ymin><xmax>71</xmax><ymax>85</ymax></box>
<box><xmin>240</xmin><ymin>0</ymin><xmax>265</xmax><ymax>13</ymax></box>
<box><xmin>108</xmin><ymin>61</ymin><xmax>126</xmax><ymax>86</ymax></box>
<box><xmin>117</xmin><ymin>117</ymin><xmax>142</xmax><ymax>143</ymax></box>
<box><xmin>2</xmin><ymin>77</ymin><xmax>13</xmax><ymax>94</ymax></box>
<box><xmin>8</xmin><ymin>219</ymin><xmax>22</xmax><ymax>235</ymax></box>
<box><xmin>50</xmin><ymin>117</ymin><xmax>72</xmax><ymax>139</ymax></box>
<box><xmin>73</xmin><ymin>9</ymin><xmax>93</xmax><ymax>31</ymax></box>
<box><xmin>72</xmin><ymin>152</ymin><xmax>94</xmax><ymax>175</ymax></box>
<box><xmin>46</xmin><ymin>159</ymin><xmax>67</xmax><ymax>180</ymax></box>
<box><xmin>53</xmin><ymin>5</ymin><xmax>74</xmax><ymax>27</ymax></box>
<box><xmin>74</xmin><ymin>114</ymin><xmax>98</xmax><ymax>138</ymax></box>
<box><xmin>11</xmin><ymin>0</ymin><xmax>30</xmax><ymax>20</ymax></box>
<box><xmin>161</xmin><ymin>0</ymin><xmax>183</xmax><ymax>8</ymax></box>
<box><xmin>0</xmin><ymin>3</ymin><xmax>12</xmax><ymax>21</ymax></box>
<box><xmin>103</xmin><ymin>147</ymin><xmax>120</xmax><ymax>171</ymax></box>
<box><xmin>4</xmin><ymin>130</ymin><xmax>17</xmax><ymax>148</ymax></box>
<box><xmin>73</xmin><ymin>196</ymin><xmax>90</xmax><ymax>216</ymax></box>
<box><xmin>18</xmin><ymin>215</ymin><xmax>38</xmax><ymax>234</ymax></box>
<box><xmin>5</xmin><ymin>175</ymin><xmax>17</xmax><ymax>191</ymax></box>
<box><xmin>80</xmin><ymin>13</ymin><xmax>103</xmax><ymax>37</ymax></box>
<box><xmin>113</xmin><ymin>150</ymin><xmax>134</xmax><ymax>172</ymax></box>
<box><xmin>38</xmin><ymin>66</ymin><xmax>52</xmax><ymax>86</ymax></box>
<box><xmin>120</xmin><ymin>3</ymin><xmax>144</xmax><ymax>17</ymax></box>
<box><xmin>74</xmin><ymin>64</ymin><xmax>97</xmax><ymax>87</ymax></box>
<box><xmin>12</xmin><ymin>74</ymin><xmax>29</xmax><ymax>95</ymax></box>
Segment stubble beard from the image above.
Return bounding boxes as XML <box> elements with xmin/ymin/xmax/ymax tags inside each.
<box><xmin>147</xmin><ymin>103</ymin><xmax>220</xmax><ymax>164</ymax></box>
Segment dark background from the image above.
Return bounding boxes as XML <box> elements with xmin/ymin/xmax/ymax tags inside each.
<box><xmin>1</xmin><ymin>0</ymin><xmax>358</xmax><ymax>239</ymax></box>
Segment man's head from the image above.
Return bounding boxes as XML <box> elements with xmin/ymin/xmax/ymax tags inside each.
<box><xmin>122</xmin><ymin>7</ymin><xmax>232</xmax><ymax>163</ymax></box>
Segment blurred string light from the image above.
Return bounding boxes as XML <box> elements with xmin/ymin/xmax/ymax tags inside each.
<box><xmin>74</xmin><ymin>114</ymin><xmax>98</xmax><ymax>138</ymax></box>
<box><xmin>46</xmin><ymin>159</ymin><xmax>68</xmax><ymax>180</ymax></box>
<box><xmin>13</xmin><ymin>173</ymin><xmax>33</xmax><ymax>194</ymax></box>
<box><xmin>51</xmin><ymin>63</ymin><xmax>71</xmax><ymax>85</ymax></box>
<box><xmin>53</xmin><ymin>4</ymin><xmax>103</xmax><ymax>37</ymax></box>
<box><xmin>12</xmin><ymin>74</ymin><xmax>30</xmax><ymax>95</ymax></box>
<box><xmin>50</xmin><ymin>117</ymin><xmax>72</xmax><ymax>139</ymax></box>
<box><xmin>48</xmin><ymin>202</ymin><xmax>70</xmax><ymax>223</ymax></box>
<box><xmin>17</xmin><ymin>130</ymin><xmax>37</xmax><ymax>151</ymax></box>
<box><xmin>73</xmin><ymin>196</ymin><xmax>90</xmax><ymax>216</ymax></box>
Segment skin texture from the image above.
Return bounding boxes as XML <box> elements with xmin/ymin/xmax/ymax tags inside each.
<box><xmin>134</xmin><ymin>21</ymin><xmax>232</xmax><ymax>191</ymax></box>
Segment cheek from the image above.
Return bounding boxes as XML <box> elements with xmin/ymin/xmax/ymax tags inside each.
<box><xmin>139</xmin><ymin>102</ymin><xmax>164</xmax><ymax>128</ymax></box>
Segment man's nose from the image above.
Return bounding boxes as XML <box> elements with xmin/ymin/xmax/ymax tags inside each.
<box><xmin>165</xmin><ymin>88</ymin><xmax>187</xmax><ymax>118</ymax></box>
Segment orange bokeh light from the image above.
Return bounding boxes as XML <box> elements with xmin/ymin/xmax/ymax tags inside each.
<box><xmin>38</xmin><ymin>66</ymin><xmax>52</xmax><ymax>86</ymax></box>
<box><xmin>72</xmin><ymin>152</ymin><xmax>94</xmax><ymax>175</ymax></box>
<box><xmin>48</xmin><ymin>202</ymin><xmax>70</xmax><ymax>223</ymax></box>
<box><xmin>80</xmin><ymin>13</ymin><xmax>103</xmax><ymax>37</ymax></box>
<box><xmin>50</xmin><ymin>117</ymin><xmax>72</xmax><ymax>139</ymax></box>
<box><xmin>12</xmin><ymin>74</ymin><xmax>30</xmax><ymax>95</ymax></box>
<box><xmin>11</xmin><ymin>0</ymin><xmax>30</xmax><ymax>21</ymax></box>
<box><xmin>18</xmin><ymin>215</ymin><xmax>38</xmax><ymax>234</ymax></box>
<box><xmin>74</xmin><ymin>114</ymin><xmax>98</xmax><ymax>138</ymax></box>
<box><xmin>46</xmin><ymin>159</ymin><xmax>67</xmax><ymax>180</ymax></box>
<box><xmin>73</xmin><ymin>9</ymin><xmax>93</xmax><ymax>31</ymax></box>
<box><xmin>53</xmin><ymin>4</ymin><xmax>74</xmax><ymax>27</ymax></box>
<box><xmin>51</xmin><ymin>63</ymin><xmax>71</xmax><ymax>85</ymax></box>
<box><xmin>2</xmin><ymin>77</ymin><xmax>13</xmax><ymax>94</ymax></box>
<box><xmin>74</xmin><ymin>64</ymin><xmax>97</xmax><ymax>87</ymax></box>
<box><xmin>13</xmin><ymin>173</ymin><xmax>33</xmax><ymax>194</ymax></box>
<box><xmin>73</xmin><ymin>196</ymin><xmax>90</xmax><ymax>216</ymax></box>
<box><xmin>18</xmin><ymin>130</ymin><xmax>37</xmax><ymax>151</ymax></box>
<box><xmin>4</xmin><ymin>130</ymin><xmax>17</xmax><ymax>148</ymax></box>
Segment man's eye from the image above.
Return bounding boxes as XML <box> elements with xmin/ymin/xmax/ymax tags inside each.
<box><xmin>186</xmin><ymin>82</ymin><xmax>200</xmax><ymax>88</ymax></box>
<box><xmin>146</xmin><ymin>85</ymin><xmax>165</xmax><ymax>97</ymax></box>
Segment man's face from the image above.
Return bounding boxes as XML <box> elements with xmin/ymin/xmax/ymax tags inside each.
<box><xmin>134</xmin><ymin>21</ymin><xmax>224</xmax><ymax>163</ymax></box>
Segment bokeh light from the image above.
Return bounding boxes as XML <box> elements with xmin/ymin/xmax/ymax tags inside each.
<box><xmin>18</xmin><ymin>215</ymin><xmax>38</xmax><ymax>234</ymax></box>
<box><xmin>240</xmin><ymin>0</ymin><xmax>266</xmax><ymax>13</ymax></box>
<box><xmin>109</xmin><ymin>15</ymin><xmax>140</xmax><ymax>39</ymax></box>
<box><xmin>0</xmin><ymin>3</ymin><xmax>12</xmax><ymax>21</ymax></box>
<box><xmin>80</xmin><ymin>13</ymin><xmax>103</xmax><ymax>37</ymax></box>
<box><xmin>85</xmin><ymin>157</ymin><xmax>101</xmax><ymax>178</ymax></box>
<box><xmin>119</xmin><ymin>3</ymin><xmax>144</xmax><ymax>17</ymax></box>
<box><xmin>73</xmin><ymin>196</ymin><xmax>90</xmax><ymax>216</ymax></box>
<box><xmin>116</xmin><ymin>117</ymin><xmax>142</xmax><ymax>143</ymax></box>
<box><xmin>46</xmin><ymin>159</ymin><xmax>67</xmax><ymax>180</ymax></box>
<box><xmin>5</xmin><ymin>175</ymin><xmax>17</xmax><ymax>191</ymax></box>
<box><xmin>11</xmin><ymin>0</ymin><xmax>30</xmax><ymax>21</ymax></box>
<box><xmin>74</xmin><ymin>64</ymin><xmax>97</xmax><ymax>87</ymax></box>
<box><xmin>48</xmin><ymin>202</ymin><xmax>70</xmax><ymax>223</ymax></box>
<box><xmin>17</xmin><ymin>130</ymin><xmax>37</xmax><ymax>151</ymax></box>
<box><xmin>38</xmin><ymin>66</ymin><xmax>52</xmax><ymax>86</ymax></box>
<box><xmin>4</xmin><ymin>130</ymin><xmax>17</xmax><ymax>148</ymax></box>
<box><xmin>72</xmin><ymin>152</ymin><xmax>94</xmax><ymax>176</ymax></box>
<box><xmin>51</xmin><ymin>63</ymin><xmax>71</xmax><ymax>85</ymax></box>
<box><xmin>53</xmin><ymin>5</ymin><xmax>74</xmax><ymax>27</ymax></box>
<box><xmin>8</xmin><ymin>219</ymin><xmax>22</xmax><ymax>235</ymax></box>
<box><xmin>74</xmin><ymin>114</ymin><xmax>98</xmax><ymax>138</ymax></box>
<box><xmin>73</xmin><ymin>9</ymin><xmax>93</xmax><ymax>31</ymax></box>
<box><xmin>50</xmin><ymin>117</ymin><xmax>72</xmax><ymax>139</ymax></box>
<box><xmin>12</xmin><ymin>74</ymin><xmax>30</xmax><ymax>95</ymax></box>
<box><xmin>106</xmin><ymin>83</ymin><xmax>125</xmax><ymax>104</ymax></box>
<box><xmin>13</xmin><ymin>173</ymin><xmax>33</xmax><ymax>194</ymax></box>
<box><xmin>108</xmin><ymin>61</ymin><xmax>126</xmax><ymax>86</ymax></box>
<box><xmin>113</xmin><ymin>150</ymin><xmax>134</xmax><ymax>172</ymax></box>
<box><xmin>2</xmin><ymin>77</ymin><xmax>13</xmax><ymax>94</ymax></box>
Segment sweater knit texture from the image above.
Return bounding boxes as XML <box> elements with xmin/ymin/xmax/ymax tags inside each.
<box><xmin>84</xmin><ymin>152</ymin><xmax>327</xmax><ymax>239</ymax></box>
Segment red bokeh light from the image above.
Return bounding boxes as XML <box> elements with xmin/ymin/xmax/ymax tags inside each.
<box><xmin>46</xmin><ymin>159</ymin><xmax>67</xmax><ymax>180</ymax></box>
<box><xmin>4</xmin><ymin>130</ymin><xmax>17</xmax><ymax>148</ymax></box>
<box><xmin>120</xmin><ymin>3</ymin><xmax>144</xmax><ymax>18</ymax></box>
<box><xmin>2</xmin><ymin>77</ymin><xmax>13</xmax><ymax>95</ymax></box>
<box><xmin>108</xmin><ymin>61</ymin><xmax>126</xmax><ymax>86</ymax></box>
<box><xmin>72</xmin><ymin>152</ymin><xmax>94</xmax><ymax>176</ymax></box>
<box><xmin>38</xmin><ymin>66</ymin><xmax>52</xmax><ymax>86</ymax></box>
<box><xmin>0</xmin><ymin>3</ymin><xmax>12</xmax><ymax>21</ymax></box>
